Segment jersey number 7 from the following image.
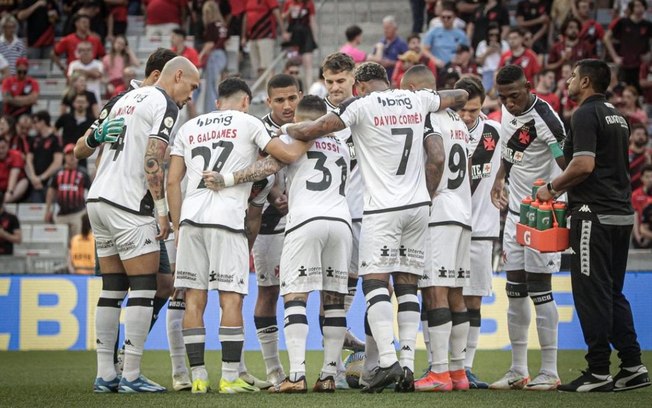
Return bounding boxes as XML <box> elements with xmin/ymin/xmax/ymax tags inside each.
<box><xmin>391</xmin><ymin>127</ymin><xmax>413</xmax><ymax>175</ymax></box>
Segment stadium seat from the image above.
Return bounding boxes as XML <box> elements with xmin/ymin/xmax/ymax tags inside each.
<box><xmin>20</xmin><ymin>224</ymin><xmax>32</xmax><ymax>243</ymax></box>
<box><xmin>33</xmin><ymin>99</ymin><xmax>48</xmax><ymax>115</ymax></box>
<box><xmin>28</xmin><ymin>59</ymin><xmax>52</xmax><ymax>78</ymax></box>
<box><xmin>31</xmin><ymin>224</ymin><xmax>68</xmax><ymax>248</ymax></box>
<box><xmin>25</xmin><ymin>255</ymin><xmax>67</xmax><ymax>274</ymax></box>
<box><xmin>0</xmin><ymin>256</ymin><xmax>27</xmax><ymax>274</ymax></box>
<box><xmin>40</xmin><ymin>78</ymin><xmax>67</xmax><ymax>99</ymax></box>
<box><xmin>17</xmin><ymin>203</ymin><xmax>47</xmax><ymax>224</ymax></box>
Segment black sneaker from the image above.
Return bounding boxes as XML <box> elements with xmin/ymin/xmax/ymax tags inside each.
<box><xmin>394</xmin><ymin>367</ymin><xmax>414</xmax><ymax>392</ymax></box>
<box><xmin>361</xmin><ymin>362</ymin><xmax>403</xmax><ymax>393</ymax></box>
<box><xmin>558</xmin><ymin>370</ymin><xmax>614</xmax><ymax>392</ymax></box>
<box><xmin>613</xmin><ymin>366</ymin><xmax>651</xmax><ymax>392</ymax></box>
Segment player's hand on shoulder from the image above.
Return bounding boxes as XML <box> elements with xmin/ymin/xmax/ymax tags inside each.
<box><xmin>202</xmin><ymin>171</ymin><xmax>226</xmax><ymax>191</ymax></box>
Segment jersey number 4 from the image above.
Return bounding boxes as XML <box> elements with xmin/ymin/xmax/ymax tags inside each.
<box><xmin>191</xmin><ymin>141</ymin><xmax>234</xmax><ymax>189</ymax></box>
<box><xmin>306</xmin><ymin>151</ymin><xmax>348</xmax><ymax>196</ymax></box>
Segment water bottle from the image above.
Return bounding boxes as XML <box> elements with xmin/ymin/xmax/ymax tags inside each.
<box><xmin>536</xmin><ymin>202</ymin><xmax>553</xmax><ymax>230</ymax></box>
<box><xmin>520</xmin><ymin>196</ymin><xmax>532</xmax><ymax>224</ymax></box>
<box><xmin>532</xmin><ymin>179</ymin><xmax>545</xmax><ymax>198</ymax></box>
<box><xmin>528</xmin><ymin>200</ymin><xmax>540</xmax><ymax>227</ymax></box>
<box><xmin>553</xmin><ymin>202</ymin><xmax>567</xmax><ymax>228</ymax></box>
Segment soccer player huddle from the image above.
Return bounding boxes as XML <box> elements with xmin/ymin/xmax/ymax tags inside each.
<box><xmin>82</xmin><ymin>48</ymin><xmax>570</xmax><ymax>395</ymax></box>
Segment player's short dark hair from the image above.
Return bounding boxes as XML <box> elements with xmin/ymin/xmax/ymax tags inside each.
<box><xmin>345</xmin><ymin>25</ymin><xmax>362</xmax><ymax>42</ymax></box>
<box><xmin>455</xmin><ymin>76</ymin><xmax>485</xmax><ymax>103</ymax></box>
<box><xmin>145</xmin><ymin>48</ymin><xmax>177</xmax><ymax>77</ymax></box>
<box><xmin>496</xmin><ymin>64</ymin><xmax>526</xmax><ymax>86</ymax></box>
<box><xmin>508</xmin><ymin>26</ymin><xmax>526</xmax><ymax>37</ymax></box>
<box><xmin>575</xmin><ymin>59</ymin><xmax>611</xmax><ymax>94</ymax></box>
<box><xmin>172</xmin><ymin>28</ymin><xmax>187</xmax><ymax>38</ymax></box>
<box><xmin>218</xmin><ymin>77</ymin><xmax>252</xmax><ymax>100</ymax></box>
<box><xmin>322</xmin><ymin>52</ymin><xmax>355</xmax><ymax>74</ymax></box>
<box><xmin>354</xmin><ymin>61</ymin><xmax>388</xmax><ymax>84</ymax></box>
<box><xmin>440</xmin><ymin>0</ymin><xmax>456</xmax><ymax>13</ymax></box>
<box><xmin>296</xmin><ymin>95</ymin><xmax>327</xmax><ymax>118</ymax></box>
<box><xmin>32</xmin><ymin>110</ymin><xmax>50</xmax><ymax>126</ymax></box>
<box><xmin>267</xmin><ymin>73</ymin><xmax>299</xmax><ymax>95</ymax></box>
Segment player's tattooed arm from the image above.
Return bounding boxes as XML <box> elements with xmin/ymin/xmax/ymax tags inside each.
<box><xmin>424</xmin><ymin>134</ymin><xmax>445</xmax><ymax>199</ymax></box>
<box><xmin>437</xmin><ymin>89</ymin><xmax>469</xmax><ymax>111</ymax></box>
<box><xmin>144</xmin><ymin>138</ymin><xmax>168</xmax><ymax>201</ymax></box>
<box><xmin>283</xmin><ymin>112</ymin><xmax>345</xmax><ymax>141</ymax></box>
<box><xmin>203</xmin><ymin>156</ymin><xmax>287</xmax><ymax>192</ymax></box>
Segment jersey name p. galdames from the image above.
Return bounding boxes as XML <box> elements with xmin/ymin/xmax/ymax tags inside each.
<box><xmin>326</xmin><ymin>97</ymin><xmax>363</xmax><ymax>221</ymax></box>
<box><xmin>500</xmin><ymin>96</ymin><xmax>565</xmax><ymax>212</ymax></box>
<box><xmin>468</xmin><ymin>117</ymin><xmax>501</xmax><ymax>238</ymax></box>
<box><xmin>425</xmin><ymin>109</ymin><xmax>472</xmax><ymax>228</ymax></box>
<box><xmin>87</xmin><ymin>85</ymin><xmax>179</xmax><ymax>215</ymax></box>
<box><xmin>171</xmin><ymin>110</ymin><xmax>271</xmax><ymax>231</ymax></box>
<box><xmin>336</xmin><ymin>88</ymin><xmax>441</xmax><ymax>213</ymax></box>
<box><xmin>281</xmin><ymin>134</ymin><xmax>351</xmax><ymax>234</ymax></box>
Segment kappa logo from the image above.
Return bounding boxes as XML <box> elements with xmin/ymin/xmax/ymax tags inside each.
<box><xmin>144</xmin><ymin>238</ymin><xmax>152</xmax><ymax>246</ymax></box>
<box><xmin>96</xmin><ymin>338</ymin><xmax>103</xmax><ymax>345</ymax></box>
<box><xmin>124</xmin><ymin>339</ymin><xmax>133</xmax><ymax>346</ymax></box>
<box><xmin>579</xmin><ymin>205</ymin><xmax>591</xmax><ymax>213</ymax></box>
<box><xmin>328</xmin><ymin>361</ymin><xmax>337</xmax><ymax>367</ymax></box>
<box><xmin>298</xmin><ymin>266</ymin><xmax>307</xmax><ymax>277</ymax></box>
<box><xmin>510</xmin><ymin>118</ymin><xmax>517</xmax><ymax>126</ymax></box>
<box><xmin>401</xmin><ymin>345</ymin><xmax>412</xmax><ymax>351</ymax></box>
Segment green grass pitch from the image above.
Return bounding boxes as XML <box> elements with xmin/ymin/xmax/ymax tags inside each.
<box><xmin>1</xmin><ymin>350</ymin><xmax>650</xmax><ymax>407</ymax></box>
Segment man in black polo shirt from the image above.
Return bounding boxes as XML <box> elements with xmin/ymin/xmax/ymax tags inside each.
<box><xmin>0</xmin><ymin>190</ymin><xmax>21</xmax><ymax>256</ymax></box>
<box><xmin>537</xmin><ymin>59</ymin><xmax>650</xmax><ymax>392</ymax></box>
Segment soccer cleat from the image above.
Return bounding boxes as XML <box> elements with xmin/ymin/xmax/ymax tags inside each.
<box><xmin>93</xmin><ymin>376</ymin><xmax>120</xmax><ymax>393</ymax></box>
<box><xmin>218</xmin><ymin>377</ymin><xmax>260</xmax><ymax>394</ymax></box>
<box><xmin>267</xmin><ymin>367</ymin><xmax>286</xmax><ymax>387</ymax></box>
<box><xmin>525</xmin><ymin>372</ymin><xmax>560</xmax><ymax>391</ymax></box>
<box><xmin>613</xmin><ymin>365</ymin><xmax>651</xmax><ymax>392</ymax></box>
<box><xmin>268</xmin><ymin>376</ymin><xmax>308</xmax><ymax>393</ymax></box>
<box><xmin>466</xmin><ymin>369</ymin><xmax>489</xmax><ymax>389</ymax></box>
<box><xmin>343</xmin><ymin>329</ymin><xmax>366</xmax><ymax>352</ymax></box>
<box><xmin>335</xmin><ymin>370</ymin><xmax>350</xmax><ymax>389</ymax></box>
<box><xmin>489</xmin><ymin>370</ymin><xmax>530</xmax><ymax>390</ymax></box>
<box><xmin>395</xmin><ymin>366</ymin><xmax>415</xmax><ymax>392</ymax></box>
<box><xmin>417</xmin><ymin>365</ymin><xmax>432</xmax><ymax>380</ymax></box>
<box><xmin>450</xmin><ymin>369</ymin><xmax>470</xmax><ymax>391</ymax></box>
<box><xmin>191</xmin><ymin>378</ymin><xmax>211</xmax><ymax>394</ymax></box>
<box><xmin>172</xmin><ymin>372</ymin><xmax>192</xmax><ymax>391</ymax></box>
<box><xmin>313</xmin><ymin>376</ymin><xmax>336</xmax><ymax>393</ymax></box>
<box><xmin>118</xmin><ymin>375</ymin><xmax>166</xmax><ymax>393</ymax></box>
<box><xmin>361</xmin><ymin>362</ymin><xmax>404</xmax><ymax>393</ymax></box>
<box><xmin>558</xmin><ymin>370</ymin><xmax>614</xmax><ymax>392</ymax></box>
<box><xmin>414</xmin><ymin>370</ymin><xmax>453</xmax><ymax>392</ymax></box>
<box><xmin>240</xmin><ymin>372</ymin><xmax>273</xmax><ymax>390</ymax></box>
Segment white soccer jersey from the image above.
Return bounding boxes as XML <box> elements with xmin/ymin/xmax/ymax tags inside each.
<box><xmin>468</xmin><ymin>117</ymin><xmax>502</xmax><ymax>238</ymax></box>
<box><xmin>249</xmin><ymin>175</ymin><xmax>275</xmax><ymax>207</ymax></box>
<box><xmin>280</xmin><ymin>134</ymin><xmax>351</xmax><ymax>233</ymax></box>
<box><xmin>171</xmin><ymin>110</ymin><xmax>272</xmax><ymax>231</ymax></box>
<box><xmin>336</xmin><ymin>89</ymin><xmax>441</xmax><ymax>213</ymax></box>
<box><xmin>87</xmin><ymin>85</ymin><xmax>179</xmax><ymax>215</ymax></box>
<box><xmin>501</xmin><ymin>96</ymin><xmax>565</xmax><ymax>213</ymax></box>
<box><xmin>258</xmin><ymin>113</ymin><xmax>287</xmax><ymax>234</ymax></box>
<box><xmin>425</xmin><ymin>109</ymin><xmax>472</xmax><ymax>228</ymax></box>
<box><xmin>326</xmin><ymin>97</ymin><xmax>363</xmax><ymax>221</ymax></box>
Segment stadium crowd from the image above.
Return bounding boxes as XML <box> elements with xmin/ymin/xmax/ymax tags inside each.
<box><xmin>0</xmin><ymin>0</ymin><xmax>650</xmax><ymax>396</ymax></box>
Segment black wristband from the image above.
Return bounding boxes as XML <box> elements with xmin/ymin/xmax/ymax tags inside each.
<box><xmin>85</xmin><ymin>133</ymin><xmax>100</xmax><ymax>148</ymax></box>
<box><xmin>547</xmin><ymin>181</ymin><xmax>557</xmax><ymax>196</ymax></box>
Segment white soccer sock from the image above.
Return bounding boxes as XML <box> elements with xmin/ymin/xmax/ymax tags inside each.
<box><xmin>450</xmin><ymin>312</ymin><xmax>470</xmax><ymax>372</ymax></box>
<box><xmin>344</xmin><ymin>277</ymin><xmax>357</xmax><ymax>312</ymax></box>
<box><xmin>239</xmin><ymin>342</ymin><xmax>248</xmax><ymax>374</ymax></box>
<box><xmin>464</xmin><ymin>309</ymin><xmax>481</xmax><ymax>369</ymax></box>
<box><xmin>363</xmin><ymin>313</ymin><xmax>379</xmax><ymax>373</ymax></box>
<box><xmin>363</xmin><ymin>281</ymin><xmax>397</xmax><ymax>368</ymax></box>
<box><xmin>95</xmin><ymin>277</ymin><xmax>127</xmax><ymax>381</ymax></box>
<box><xmin>122</xmin><ymin>274</ymin><xmax>157</xmax><ymax>382</ymax></box>
<box><xmin>531</xmin><ymin>291</ymin><xmax>559</xmax><ymax>376</ymax></box>
<box><xmin>284</xmin><ymin>301</ymin><xmax>308</xmax><ymax>380</ymax></box>
<box><xmin>322</xmin><ymin>305</ymin><xmax>347</xmax><ymax>377</ymax></box>
<box><xmin>183</xmin><ymin>327</ymin><xmax>206</xmax><ymax>380</ymax></box>
<box><xmin>421</xmin><ymin>309</ymin><xmax>432</xmax><ymax>367</ymax></box>
<box><xmin>166</xmin><ymin>298</ymin><xmax>188</xmax><ymax>376</ymax></box>
<box><xmin>254</xmin><ymin>315</ymin><xmax>282</xmax><ymax>375</ymax></box>
<box><xmin>507</xmin><ymin>282</ymin><xmax>530</xmax><ymax>376</ymax></box>
<box><xmin>220</xmin><ymin>326</ymin><xmax>244</xmax><ymax>382</ymax></box>
<box><xmin>395</xmin><ymin>284</ymin><xmax>420</xmax><ymax>371</ymax></box>
<box><xmin>427</xmin><ymin>308</ymin><xmax>452</xmax><ymax>373</ymax></box>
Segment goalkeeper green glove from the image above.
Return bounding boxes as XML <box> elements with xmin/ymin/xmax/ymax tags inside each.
<box><xmin>86</xmin><ymin>117</ymin><xmax>125</xmax><ymax>148</ymax></box>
